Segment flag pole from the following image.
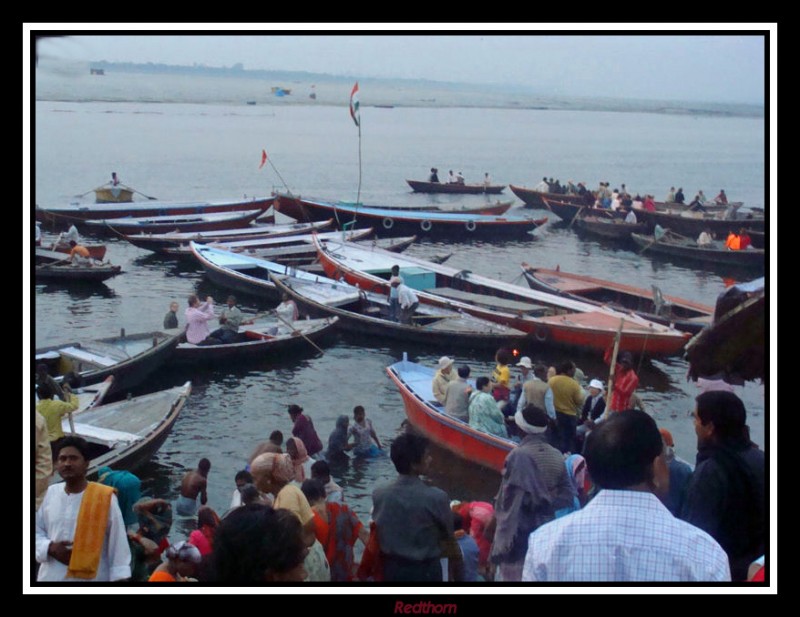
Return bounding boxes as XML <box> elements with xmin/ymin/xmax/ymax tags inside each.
<box><xmin>357</xmin><ymin>120</ymin><xmax>362</xmax><ymax>207</ymax></box>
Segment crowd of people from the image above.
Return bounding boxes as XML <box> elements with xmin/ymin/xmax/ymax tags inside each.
<box><xmin>531</xmin><ymin>177</ymin><xmax>737</xmax><ymax>218</ymax></box>
<box><xmin>34</xmin><ymin>337</ymin><xmax>766</xmax><ymax>584</ymax></box>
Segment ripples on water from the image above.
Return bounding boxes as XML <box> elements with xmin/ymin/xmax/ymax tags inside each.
<box><xmin>30</xmin><ymin>98</ymin><xmax>769</xmax><ymax>547</ymax></box>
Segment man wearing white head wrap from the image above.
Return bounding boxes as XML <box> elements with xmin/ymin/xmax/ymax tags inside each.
<box><xmin>489</xmin><ymin>405</ymin><xmax>576</xmax><ymax>581</ymax></box>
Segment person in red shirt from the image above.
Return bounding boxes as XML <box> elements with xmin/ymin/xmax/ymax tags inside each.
<box><xmin>603</xmin><ymin>349</ymin><xmax>640</xmax><ymax>413</ymax></box>
<box><xmin>739</xmin><ymin>228</ymin><xmax>752</xmax><ymax>250</ymax></box>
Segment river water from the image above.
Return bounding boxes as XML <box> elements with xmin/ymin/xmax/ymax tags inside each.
<box><xmin>28</xmin><ymin>75</ymin><xmax>772</xmax><ymax>588</ymax></box>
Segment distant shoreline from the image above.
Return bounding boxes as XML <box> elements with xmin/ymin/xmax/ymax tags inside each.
<box><xmin>34</xmin><ymin>59</ymin><xmax>765</xmax><ymax>119</ymax></box>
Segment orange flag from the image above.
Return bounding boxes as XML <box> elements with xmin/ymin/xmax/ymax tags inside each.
<box><xmin>259</xmin><ymin>149</ymin><xmax>268</xmax><ymax>169</ymax></box>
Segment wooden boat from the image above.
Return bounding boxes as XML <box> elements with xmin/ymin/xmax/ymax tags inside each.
<box><xmin>542</xmin><ymin>197</ymin><xmax>620</xmax><ymax>224</ymax></box>
<box><xmin>54</xmin><ymin>382</ymin><xmax>191</xmax><ymax>480</ymax></box>
<box><xmin>573</xmin><ymin>214</ymin><xmax>649</xmax><ymax>241</ymax></box>
<box><xmin>631</xmin><ymin>232</ymin><xmax>766</xmax><ymax>269</ymax></box>
<box><xmin>40</xmin><ymin>235</ymin><xmax>107</xmax><ymax>260</ymax></box>
<box><xmin>379</xmin><ymin>199</ymin><xmax>513</xmax><ymax>216</ymax></box>
<box><xmin>35</xmin><ymin>247</ymin><xmax>123</xmax><ymax>282</ymax></box>
<box><xmin>684</xmin><ymin>277</ymin><xmax>765</xmax><ymax>384</ymax></box>
<box><xmin>314</xmin><ymin>237</ymin><xmax>691</xmax><ymax>357</ymax></box>
<box><xmin>86</xmin><ymin>208</ymin><xmax>267</xmax><ymax>235</ymax></box>
<box><xmin>167</xmin><ymin>228</ymin><xmax>373</xmax><ymax>259</ymax></box>
<box><xmin>171</xmin><ymin>316</ymin><xmax>338</xmax><ymax>363</ymax></box>
<box><xmin>544</xmin><ymin>196</ymin><xmax>766</xmax><ymax>237</ymax></box>
<box><xmin>386</xmin><ymin>355</ymin><xmax>514</xmax><ymax>473</ymax></box>
<box><xmin>746</xmin><ymin>229</ymin><xmax>765</xmax><ymax>249</ymax></box>
<box><xmin>35</xmin><ymin>196</ymin><xmax>275</xmax><ymax>225</ymax></box>
<box><xmin>511</xmin><ymin>184</ymin><xmax>741</xmax><ymax>213</ymax></box>
<box><xmin>406</xmin><ymin>179</ymin><xmax>506</xmax><ymax>195</ymax></box>
<box><xmin>520</xmin><ymin>263</ymin><xmax>714</xmax><ymax>334</ymax></box>
<box><xmin>188</xmin><ymin>242</ymin><xmax>337</xmax><ymax>300</ymax></box>
<box><xmin>271</xmin><ymin>269</ymin><xmax>529</xmax><ymax>350</ymax></box>
<box><xmin>508</xmin><ymin>184</ymin><xmax>579</xmax><ymax>210</ymax></box>
<box><xmin>34</xmin><ymin>330</ymin><xmax>181</xmax><ymax>395</ymax></box>
<box><xmin>634</xmin><ymin>206</ymin><xmax>765</xmax><ymax>237</ymax></box>
<box><xmin>94</xmin><ymin>186</ymin><xmax>134</xmax><ymax>204</ymax></box>
<box><xmin>272</xmin><ymin>193</ymin><xmax>545</xmax><ymax>239</ymax></box>
<box><xmin>116</xmin><ymin>219</ymin><xmax>335</xmax><ymax>254</ymax></box>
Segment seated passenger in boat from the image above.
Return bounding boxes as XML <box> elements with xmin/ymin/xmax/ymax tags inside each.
<box><xmin>68</xmin><ymin>240</ymin><xmax>92</xmax><ymax>266</ymax></box>
<box><xmin>468</xmin><ymin>377</ymin><xmax>508</xmax><ymax>439</ymax></box>
<box><xmin>697</xmin><ymin>229</ymin><xmax>714</xmax><ymax>248</ymax></box>
<box><xmin>738</xmin><ymin>228</ymin><xmax>753</xmax><ymax>250</ymax></box>
<box><xmin>444</xmin><ymin>365</ymin><xmax>472</xmax><ymax>422</ymax></box>
<box><xmin>429</xmin><ymin>168</ymin><xmax>440</xmax><ymax>183</ymax></box>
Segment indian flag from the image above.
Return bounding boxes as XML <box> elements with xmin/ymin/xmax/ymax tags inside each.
<box><xmin>349</xmin><ymin>82</ymin><xmax>360</xmax><ymax>127</ymax></box>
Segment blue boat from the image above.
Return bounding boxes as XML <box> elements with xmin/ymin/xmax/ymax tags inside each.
<box><xmin>273</xmin><ymin>193</ymin><xmax>545</xmax><ymax>239</ymax></box>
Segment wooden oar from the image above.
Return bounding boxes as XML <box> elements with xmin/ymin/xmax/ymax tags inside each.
<box><xmin>270</xmin><ymin>309</ymin><xmax>325</xmax><ymax>355</ymax></box>
<box><xmin>605</xmin><ymin>318</ymin><xmax>625</xmax><ymax>416</ymax></box>
<box><xmin>637</xmin><ymin>228</ymin><xmax>669</xmax><ymax>255</ymax></box>
<box><xmin>121</xmin><ymin>184</ymin><xmax>159</xmax><ymax>200</ymax></box>
<box><xmin>73</xmin><ymin>186</ymin><xmax>101</xmax><ymax>198</ymax></box>
<box><xmin>568</xmin><ymin>206</ymin><xmax>586</xmax><ymax>229</ymax></box>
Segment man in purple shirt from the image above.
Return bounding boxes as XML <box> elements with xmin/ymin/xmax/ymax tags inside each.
<box><xmin>288</xmin><ymin>404</ymin><xmax>323</xmax><ymax>458</ymax></box>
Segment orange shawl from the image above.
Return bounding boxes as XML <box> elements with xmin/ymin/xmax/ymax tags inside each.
<box><xmin>66</xmin><ymin>482</ymin><xmax>115</xmax><ymax>580</ymax></box>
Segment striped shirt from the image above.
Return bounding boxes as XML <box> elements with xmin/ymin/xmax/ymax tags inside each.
<box><xmin>522</xmin><ymin>489</ymin><xmax>730</xmax><ymax>582</ymax></box>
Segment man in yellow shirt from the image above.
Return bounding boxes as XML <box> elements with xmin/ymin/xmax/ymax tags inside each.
<box><xmin>36</xmin><ymin>381</ymin><xmax>78</xmax><ymax>459</ymax></box>
<box><xmin>547</xmin><ymin>361</ymin><xmax>585</xmax><ymax>454</ymax></box>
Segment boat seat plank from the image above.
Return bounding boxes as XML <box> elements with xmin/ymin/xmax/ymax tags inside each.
<box><xmin>62</xmin><ymin>422</ymin><xmax>140</xmax><ymax>445</ymax></box>
<box><xmin>539</xmin><ymin>278</ymin><xmax>604</xmax><ymax>295</ymax></box>
<box><xmin>58</xmin><ymin>346</ymin><xmax>118</xmax><ymax>367</ymax></box>
<box><xmin>427</xmin><ymin>287</ymin><xmax>551</xmax><ymax>314</ymax></box>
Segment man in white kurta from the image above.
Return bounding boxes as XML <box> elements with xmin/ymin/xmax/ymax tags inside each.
<box><xmin>35</xmin><ymin>438</ymin><xmax>131</xmax><ymax>582</ymax></box>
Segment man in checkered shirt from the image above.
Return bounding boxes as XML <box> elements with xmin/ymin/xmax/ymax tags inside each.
<box><xmin>522</xmin><ymin>409</ymin><xmax>730</xmax><ymax>582</ymax></box>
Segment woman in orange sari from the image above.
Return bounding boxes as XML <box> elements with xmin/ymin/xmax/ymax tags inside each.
<box><xmin>301</xmin><ymin>479</ymin><xmax>369</xmax><ymax>581</ymax></box>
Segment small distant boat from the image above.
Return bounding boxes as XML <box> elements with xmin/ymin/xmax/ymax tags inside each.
<box><xmin>631</xmin><ymin>232</ymin><xmax>766</xmax><ymax>269</ymax></box>
<box><xmin>520</xmin><ymin>263</ymin><xmax>714</xmax><ymax>334</ymax></box>
<box><xmin>406</xmin><ymin>179</ymin><xmax>506</xmax><ymax>195</ymax></box>
<box><xmin>386</xmin><ymin>356</ymin><xmax>514</xmax><ymax>473</ymax></box>
<box><xmin>55</xmin><ymin>382</ymin><xmax>192</xmax><ymax>480</ymax></box>
<box><xmin>88</xmin><ymin>209</ymin><xmax>267</xmax><ymax>235</ymax></box>
<box><xmin>94</xmin><ymin>186</ymin><xmax>134</xmax><ymax>204</ymax></box>
<box><xmin>172</xmin><ymin>316</ymin><xmax>338</xmax><ymax>364</ymax></box>
<box><xmin>34</xmin><ymin>330</ymin><xmax>181</xmax><ymax>395</ymax></box>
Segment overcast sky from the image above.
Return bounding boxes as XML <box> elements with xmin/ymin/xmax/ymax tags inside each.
<box><xmin>30</xmin><ymin>26</ymin><xmax>771</xmax><ymax>105</ymax></box>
